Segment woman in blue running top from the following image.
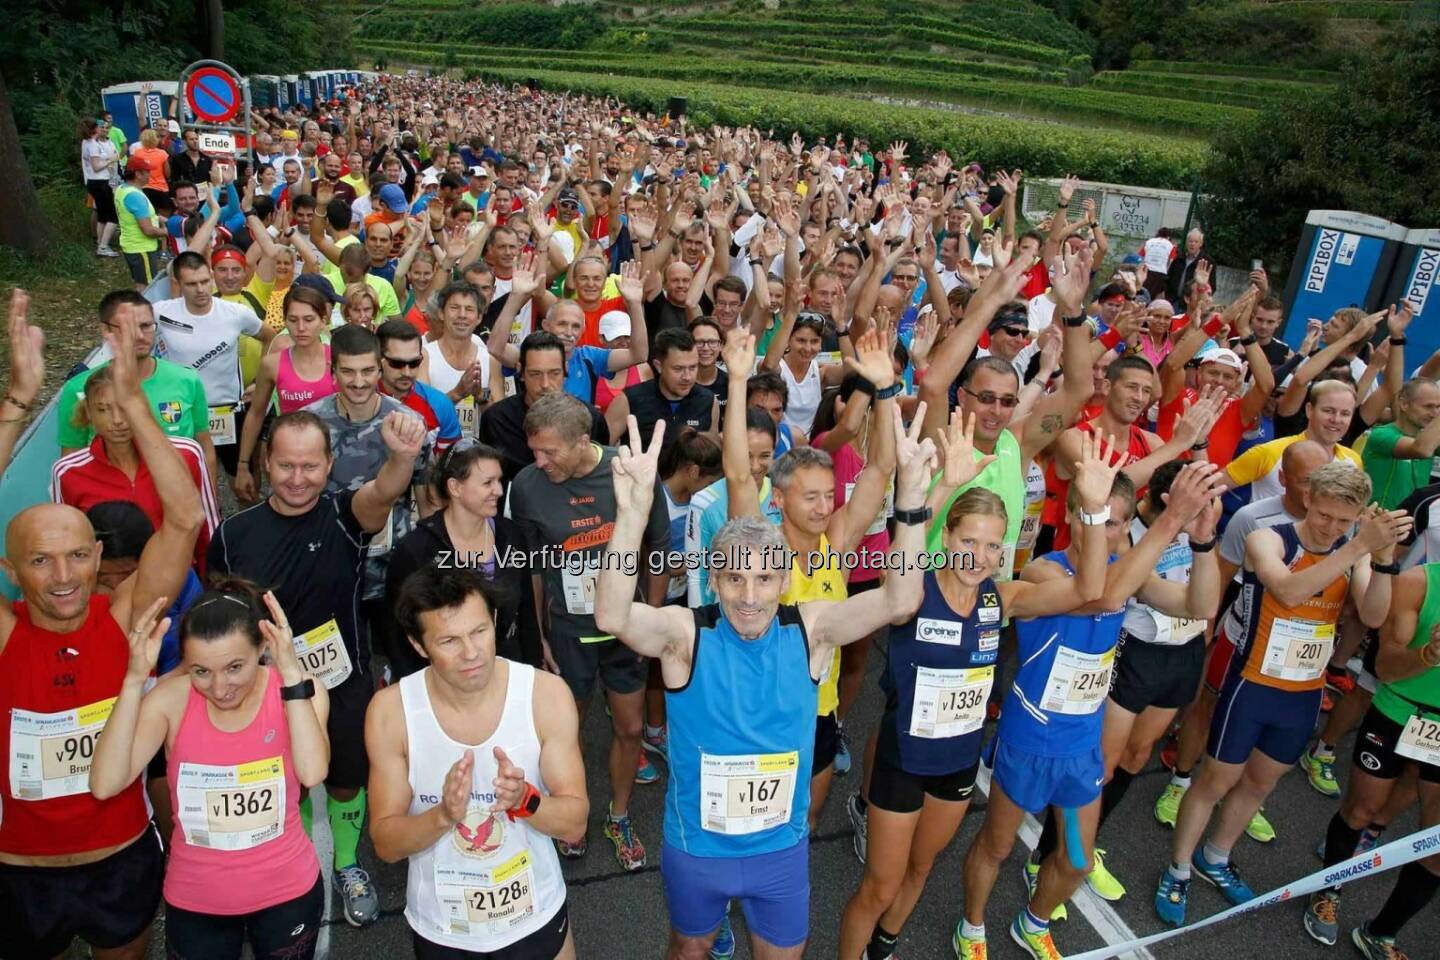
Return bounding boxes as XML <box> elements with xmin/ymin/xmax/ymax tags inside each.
<box><xmin>953</xmin><ymin>456</ymin><xmax>1226</xmax><ymax>960</ymax></box>
<box><xmin>838</xmin><ymin>418</ymin><xmax>1128</xmax><ymax>960</ymax></box>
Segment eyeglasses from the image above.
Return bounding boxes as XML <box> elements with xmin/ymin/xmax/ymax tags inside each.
<box><xmin>997</xmin><ymin>327</ymin><xmax>1027</xmax><ymax>338</ymax></box>
<box><xmin>892</xmin><ymin>273</ymin><xmax>919</xmax><ymax>282</ymax></box>
<box><xmin>963</xmin><ymin>387</ymin><xmax>1020</xmax><ymax>409</ymax></box>
<box><xmin>693</xmin><ymin>339</ymin><xmax>722</xmax><ymax>348</ymax></box>
<box><xmin>383</xmin><ymin>355</ymin><xmax>423</xmax><ymax>369</ymax></box>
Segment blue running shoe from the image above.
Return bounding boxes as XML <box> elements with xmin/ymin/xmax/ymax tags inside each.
<box><xmin>1193</xmin><ymin>849</ymin><xmax>1256</xmax><ymax>905</ymax></box>
<box><xmin>709</xmin><ymin>910</ymin><xmax>735</xmax><ymax>959</ymax></box>
<box><xmin>834</xmin><ymin>726</ymin><xmax>852</xmax><ymax>775</ymax></box>
<box><xmin>1154</xmin><ymin>871</ymin><xmax>1189</xmax><ymax>927</ymax></box>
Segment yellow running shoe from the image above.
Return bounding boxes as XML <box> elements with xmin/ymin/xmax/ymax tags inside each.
<box><xmin>1086</xmin><ymin>849</ymin><xmax>1126</xmax><ymax>901</ymax></box>
<box><xmin>1010</xmin><ymin>915</ymin><xmax>1064</xmax><ymax>960</ymax></box>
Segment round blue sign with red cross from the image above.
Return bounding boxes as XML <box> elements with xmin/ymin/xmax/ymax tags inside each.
<box><xmin>185</xmin><ymin>67</ymin><xmax>242</xmax><ymax>124</ymax></box>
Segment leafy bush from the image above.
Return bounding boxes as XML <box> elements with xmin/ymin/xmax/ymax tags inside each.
<box><xmin>359</xmin><ymin>3</ymin><xmax>600</xmax><ymax>49</ymax></box>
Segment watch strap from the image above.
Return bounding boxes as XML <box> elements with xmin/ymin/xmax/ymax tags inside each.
<box><xmin>505</xmin><ymin>782</ymin><xmax>543</xmax><ymax>821</ymax></box>
<box><xmin>280</xmin><ymin>678</ymin><xmax>316</xmax><ymax>701</ymax></box>
<box><xmin>893</xmin><ymin>506</ymin><xmax>932</xmax><ymax>526</ymax></box>
<box><xmin>875</xmin><ymin>382</ymin><xmax>904</xmax><ymax>400</ymax></box>
<box><xmin>1062</xmin><ymin>314</ymin><xmax>1086</xmax><ymax>328</ymax></box>
<box><xmin>1370</xmin><ymin>560</ymin><xmax>1401</xmax><ymax>576</ymax></box>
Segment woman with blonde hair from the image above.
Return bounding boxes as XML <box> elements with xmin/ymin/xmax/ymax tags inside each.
<box><xmin>133</xmin><ymin>128</ymin><xmax>171</xmax><ymax>206</ymax></box>
<box><xmin>341</xmin><ymin>283</ymin><xmax>382</xmax><ymax>330</ymax></box>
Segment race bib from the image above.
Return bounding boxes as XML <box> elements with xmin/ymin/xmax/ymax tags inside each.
<box><xmin>1153</xmin><ymin>614</ymin><xmax>1207</xmax><ymax>646</ymax></box>
<box><xmin>436</xmin><ymin>849</ymin><xmax>536</xmax><ymax>936</ymax></box>
<box><xmin>291</xmin><ymin>619</ymin><xmax>354</xmax><ymax>689</ymax></box>
<box><xmin>208</xmin><ymin>405</ymin><xmax>237</xmax><ymax>445</ymax></box>
<box><xmin>909</xmin><ymin>666</ymin><xmax>993</xmax><ymax>739</ymax></box>
<box><xmin>1040</xmin><ymin>646</ymin><xmax>1114</xmax><ymax>715</ymax></box>
<box><xmin>561</xmin><ymin>562</ymin><xmax>598</xmax><ymax>616</ymax></box>
<box><xmin>1260</xmin><ymin>618</ymin><xmax>1334</xmax><ymax>682</ymax></box>
<box><xmin>176</xmin><ymin>757</ymin><xmax>285</xmax><ymax>850</ymax></box>
<box><xmin>365</xmin><ymin>509</ymin><xmax>396</xmax><ymax>558</ymax></box>
<box><xmin>8</xmin><ymin>698</ymin><xmax>116</xmax><ymax>800</ymax></box>
<box><xmin>700</xmin><ymin>751</ymin><xmax>798</xmax><ymax>835</ymax></box>
<box><xmin>456</xmin><ymin>397</ymin><xmax>479</xmax><ymax>438</ymax></box>
<box><xmin>845</xmin><ymin>480</ymin><xmax>893</xmax><ymax>537</ymax></box>
<box><xmin>818</xmin><ymin>350</ymin><xmax>843</xmax><ymax>367</ymax></box>
<box><xmin>1396</xmin><ymin>713</ymin><xmax>1440</xmax><ymax>767</ymax></box>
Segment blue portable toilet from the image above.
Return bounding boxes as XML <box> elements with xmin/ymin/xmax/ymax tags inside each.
<box><xmin>1383</xmin><ymin>228</ymin><xmax>1440</xmax><ymax>367</ymax></box>
<box><xmin>99</xmin><ymin>81</ymin><xmax>180</xmax><ymax>142</ymax></box>
<box><xmin>250</xmin><ymin>75</ymin><xmax>281</xmax><ymax>109</ymax></box>
<box><xmin>1280</xmin><ymin>210</ymin><xmax>1409</xmax><ymax>347</ymax></box>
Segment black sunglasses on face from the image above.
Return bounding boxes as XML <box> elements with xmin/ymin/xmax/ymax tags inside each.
<box><xmin>383</xmin><ymin>355</ymin><xmax>422</xmax><ymax>369</ymax></box>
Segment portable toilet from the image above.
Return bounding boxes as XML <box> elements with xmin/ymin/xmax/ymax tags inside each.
<box><xmin>1383</xmin><ymin>228</ymin><xmax>1440</xmax><ymax>366</ymax></box>
<box><xmin>251</xmin><ymin>74</ymin><xmax>282</xmax><ymax>109</ymax></box>
<box><xmin>99</xmin><ymin>81</ymin><xmax>180</xmax><ymax>142</ymax></box>
<box><xmin>1279</xmin><ymin>210</ymin><xmax>1409</xmax><ymax>347</ymax></box>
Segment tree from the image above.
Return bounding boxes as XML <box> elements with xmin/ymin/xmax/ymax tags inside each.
<box><xmin>0</xmin><ymin>71</ymin><xmax>54</xmax><ymax>257</ymax></box>
<box><xmin>1201</xmin><ymin>26</ymin><xmax>1440</xmax><ymax>273</ymax></box>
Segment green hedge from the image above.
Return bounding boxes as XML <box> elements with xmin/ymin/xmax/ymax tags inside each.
<box><xmin>358</xmin><ymin>3</ymin><xmax>601</xmax><ymax>47</ymax></box>
<box><xmin>363</xmin><ymin>40</ymin><xmax>1254</xmax><ymax>133</ymax></box>
<box><xmin>1261</xmin><ymin>0</ymin><xmax>1411</xmax><ymax>18</ymax></box>
<box><xmin>355</xmin><ymin>57</ymin><xmax>1207</xmax><ymax>186</ymax></box>
<box><xmin>1128</xmin><ymin>59</ymin><xmax>1338</xmax><ymax>83</ymax></box>
<box><xmin>665</xmin><ymin>15</ymin><xmax>1066</xmax><ymax>62</ymax></box>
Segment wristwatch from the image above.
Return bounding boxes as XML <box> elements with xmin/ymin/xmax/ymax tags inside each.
<box><xmin>1080</xmin><ymin>505</ymin><xmax>1111</xmax><ymax>526</ymax></box>
<box><xmin>1370</xmin><ymin>560</ymin><xmax>1401</xmax><ymax>576</ymax></box>
<box><xmin>876</xmin><ymin>382</ymin><xmax>904</xmax><ymax>400</ymax></box>
<box><xmin>1062</xmin><ymin>314</ymin><xmax>1087</xmax><ymax>328</ymax></box>
<box><xmin>280</xmin><ymin>678</ymin><xmax>316</xmax><ymax>701</ymax></box>
<box><xmin>893</xmin><ymin>506</ymin><xmax>932</xmax><ymax>526</ymax></box>
<box><xmin>1189</xmin><ymin>536</ymin><xmax>1219</xmax><ymax>553</ymax></box>
<box><xmin>506</xmin><ymin>782</ymin><xmax>543</xmax><ymax>821</ymax></box>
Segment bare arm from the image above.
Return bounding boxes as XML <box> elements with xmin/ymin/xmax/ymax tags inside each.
<box><xmin>351</xmin><ymin>412</ymin><xmax>426</xmax><ymax>533</ymax></box>
<box><xmin>721</xmin><ymin>332</ymin><xmax>763</xmax><ymax>519</ymax></box>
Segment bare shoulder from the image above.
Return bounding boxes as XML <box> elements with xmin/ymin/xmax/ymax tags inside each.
<box><xmin>1021</xmin><ymin>556</ymin><xmax>1067</xmax><ymax>583</ymax></box>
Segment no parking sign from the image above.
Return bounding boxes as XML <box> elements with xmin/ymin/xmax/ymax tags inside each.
<box><xmin>185</xmin><ymin>66</ymin><xmax>242</xmax><ymax>124</ymax></box>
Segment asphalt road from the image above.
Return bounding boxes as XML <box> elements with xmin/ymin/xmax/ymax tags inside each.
<box><xmin>98</xmin><ymin>637</ymin><xmax>1438</xmax><ymax>960</ymax></box>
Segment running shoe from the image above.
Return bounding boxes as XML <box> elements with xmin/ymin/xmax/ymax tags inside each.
<box><xmin>834</xmin><ymin>726</ymin><xmax>853</xmax><ymax>775</ymax></box>
<box><xmin>1351</xmin><ymin>922</ymin><xmax>1410</xmax><ymax>960</ymax></box>
<box><xmin>1357</xmin><ymin>826</ymin><xmax>1383</xmax><ymax>854</ymax></box>
<box><xmin>847</xmin><ymin>792</ymin><xmax>868</xmax><ymax>864</ymax></box>
<box><xmin>1086</xmin><ymin>849</ymin><xmax>1126</xmax><ymax>902</ymax></box>
<box><xmin>643</xmin><ymin>726</ymin><xmax>668</xmax><ymax>758</ymax></box>
<box><xmin>709</xmin><ymin>911</ymin><xmax>736</xmax><ymax>959</ymax></box>
<box><xmin>1022</xmin><ymin>858</ymin><xmax>1067</xmax><ymax>921</ymax></box>
<box><xmin>96</xmin><ymin>245</ymin><xmax>119</xmax><ymax>258</ymax></box>
<box><xmin>952</xmin><ymin>926</ymin><xmax>988</xmax><ymax>960</ymax></box>
<box><xmin>604</xmin><ymin>811</ymin><xmax>647</xmax><ymax>871</ymax></box>
<box><xmin>1154</xmin><ymin>783</ymin><xmax>1186</xmax><ymax>828</ymax></box>
<box><xmin>556</xmin><ymin>835</ymin><xmax>587</xmax><ymax>859</ymax></box>
<box><xmin>1304</xmin><ymin>891</ymin><xmax>1340</xmax><ymax>946</ymax></box>
<box><xmin>1008</xmin><ymin>915</ymin><xmax>1062</xmax><ymax>960</ymax></box>
<box><xmin>1192</xmin><ymin>849</ymin><xmax>1256</xmax><ymax>905</ymax></box>
<box><xmin>1154</xmin><ymin>871</ymin><xmax>1189</xmax><ymax>927</ymax></box>
<box><xmin>1245</xmin><ymin>807</ymin><xmax>1276</xmax><ymax>843</ymax></box>
<box><xmin>1300</xmin><ymin>749</ymin><xmax>1341</xmax><ymax>797</ymax></box>
<box><xmin>635</xmin><ymin>751</ymin><xmax>660</xmax><ymax>785</ymax></box>
<box><xmin>1326</xmin><ymin>666</ymin><xmax>1356</xmax><ymax>696</ymax></box>
<box><xmin>333</xmin><ymin>864</ymin><xmax>380</xmax><ymax>927</ymax></box>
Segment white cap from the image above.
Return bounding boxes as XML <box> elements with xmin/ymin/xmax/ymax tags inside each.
<box><xmin>420</xmin><ymin>172</ymin><xmax>440</xmax><ymax>187</ymax></box>
<box><xmin>598</xmin><ymin>309</ymin><xmax>631</xmax><ymax>341</ymax></box>
<box><xmin>1200</xmin><ymin>347</ymin><xmax>1244</xmax><ymax>370</ymax></box>
<box><xmin>468</xmin><ymin>165</ymin><xmax>490</xmax><ymax>178</ymax></box>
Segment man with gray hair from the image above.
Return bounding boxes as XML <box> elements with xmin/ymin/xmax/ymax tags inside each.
<box><xmin>507</xmin><ymin>391</ymin><xmax>671</xmax><ymax>872</ymax></box>
<box><xmin>1165</xmin><ymin>227</ymin><xmax>1209</xmax><ymax>302</ymax></box>
<box><xmin>595</xmin><ymin>409</ymin><xmax>934</xmax><ymax>960</ymax></box>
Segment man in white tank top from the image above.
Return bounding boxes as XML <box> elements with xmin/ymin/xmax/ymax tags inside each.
<box><xmin>366</xmin><ymin>567</ymin><xmax>588</xmax><ymax>959</ymax></box>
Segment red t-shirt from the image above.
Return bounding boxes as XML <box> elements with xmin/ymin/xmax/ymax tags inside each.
<box><xmin>1157</xmin><ymin>391</ymin><xmax>1249</xmax><ymax>468</ymax></box>
<box><xmin>50</xmin><ymin>436</ymin><xmax>219</xmax><ymax>574</ymax></box>
<box><xmin>581</xmin><ymin>295</ymin><xmax>627</xmax><ymax>348</ymax></box>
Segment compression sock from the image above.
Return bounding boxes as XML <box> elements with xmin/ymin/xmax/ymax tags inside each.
<box><xmin>1369</xmin><ymin>862</ymin><xmax>1440</xmax><ymax>938</ymax></box>
<box><xmin>328</xmin><ymin>789</ymin><xmax>367</xmax><ymax>870</ymax></box>
<box><xmin>865</xmin><ymin>925</ymin><xmax>899</xmax><ymax>960</ymax></box>
<box><xmin>1034</xmin><ymin>808</ymin><xmax>1060</xmax><ymax>864</ymax></box>
<box><xmin>1201</xmin><ymin>841</ymin><xmax>1230</xmax><ymax>866</ymax></box>
<box><xmin>961</xmin><ymin>919</ymin><xmax>986</xmax><ymax>941</ymax></box>
<box><xmin>1099</xmin><ymin>768</ymin><xmax>1136</xmax><ymax>829</ymax></box>
<box><xmin>1323</xmin><ymin>812</ymin><xmax>1363</xmax><ymax>868</ymax></box>
<box><xmin>299</xmin><ymin>792</ymin><xmax>313</xmax><ymax>836</ymax></box>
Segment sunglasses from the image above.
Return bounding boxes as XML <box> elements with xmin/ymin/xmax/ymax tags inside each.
<box><xmin>997</xmin><ymin>327</ymin><xmax>1027</xmax><ymax>338</ymax></box>
<box><xmin>383</xmin><ymin>355</ymin><xmax>423</xmax><ymax>369</ymax></box>
<box><xmin>963</xmin><ymin>387</ymin><xmax>1020</xmax><ymax>409</ymax></box>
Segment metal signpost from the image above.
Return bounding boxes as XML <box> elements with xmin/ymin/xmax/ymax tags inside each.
<box><xmin>177</xmin><ymin>59</ymin><xmax>252</xmax><ymax>164</ymax></box>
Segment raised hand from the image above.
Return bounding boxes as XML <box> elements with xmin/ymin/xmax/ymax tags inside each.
<box><xmin>612</xmin><ymin>415</ymin><xmax>665</xmax><ymax>514</ymax></box>
<box><xmin>124</xmin><ymin>596</ymin><xmax>171</xmax><ymax>682</ymax></box>
<box><xmin>772</xmin><ymin>193</ymin><xmax>800</xmax><ymax>238</ymax></box>
<box><xmin>1058</xmin><ymin>174</ymin><xmax>1080</xmax><ymax>206</ymax></box>
<box><xmin>893</xmin><ymin>402</ymin><xmax>938</xmax><ymax>501</ymax></box>
<box><xmin>439</xmin><ymin>750</ymin><xmax>475</xmax><ymax>827</ymax></box>
<box><xmin>909</xmin><ymin>308</ymin><xmax>939</xmax><ymax>369</ymax></box>
<box><xmin>1387</xmin><ymin>301</ymin><xmax>1415</xmax><ymax>338</ymax></box>
<box><xmin>1050</xmin><ymin>244</ymin><xmax>1096</xmax><ymax>316</ymax></box>
<box><xmin>722</xmin><ymin>329</ymin><xmax>757</xmax><ymax>378</ymax></box>
<box><xmin>510</xmin><ymin>251</ymin><xmax>543</xmax><ymax>299</ymax></box>
<box><xmin>1358</xmin><ymin>506</ymin><xmax>1413</xmax><ymax>559</ymax></box>
<box><xmin>7</xmin><ymin>289</ymin><xmax>44</xmax><ymax>406</ymax></box>
<box><xmin>1071</xmin><ymin>430</ymin><xmax>1126</xmax><ymax>513</ymax></box>
<box><xmin>843</xmin><ymin>328</ymin><xmax>897</xmax><ymax>390</ymax></box>
<box><xmin>1175</xmin><ymin>388</ymin><xmax>1223</xmax><ymax>448</ymax></box>
<box><xmin>888</xmin><ymin>140</ymin><xmax>909</xmax><ymax>167</ymax></box>
<box><xmin>381</xmin><ymin>410</ymin><xmax>426</xmax><ymax>459</ymax></box>
<box><xmin>1193</xmin><ymin>259</ymin><xmax>1212</xmax><ymax>289</ymax></box>
<box><xmin>617</xmin><ymin>259</ymin><xmax>644</xmax><ymax>302</ymax></box>
<box><xmin>1161</xmin><ymin>461</ymin><xmax>1228</xmax><ymax>526</ymax></box>
<box><xmin>104</xmin><ymin>307</ymin><xmax>142</xmax><ymax>400</ymax></box>
<box><xmin>935</xmin><ymin>409</ymin><xmax>995</xmax><ymax>490</ymax></box>
<box><xmin>489</xmin><ymin>746</ymin><xmax>527</xmax><ymax>814</ymax></box>
<box><xmin>257</xmin><ymin>590</ymin><xmax>305</xmax><ymax>685</ymax></box>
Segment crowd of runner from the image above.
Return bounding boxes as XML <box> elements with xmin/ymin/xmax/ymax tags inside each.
<box><xmin>0</xmin><ymin>73</ymin><xmax>1436</xmax><ymax>960</ymax></box>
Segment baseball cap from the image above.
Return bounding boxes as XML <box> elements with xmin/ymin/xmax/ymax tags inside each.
<box><xmin>1122</xmin><ymin>253</ymin><xmax>1143</xmax><ymax>266</ymax></box>
<box><xmin>468</xmin><ymin>165</ymin><xmax>490</xmax><ymax>179</ymax></box>
<box><xmin>292</xmin><ymin>273</ymin><xmax>342</xmax><ymax>304</ymax></box>
<box><xmin>124</xmin><ymin>155</ymin><xmax>147</xmax><ymax>175</ymax></box>
<box><xmin>377</xmin><ymin>183</ymin><xmax>408</xmax><ymax>214</ymax></box>
<box><xmin>166</xmin><ymin>119</ymin><xmax>180</xmax><ymax>135</ymax></box>
<box><xmin>598</xmin><ymin>310</ymin><xmax>631</xmax><ymax>341</ymax></box>
<box><xmin>1200</xmin><ymin>346</ymin><xmax>1244</xmax><ymax>370</ymax></box>
<box><xmin>279</xmin><ymin>129</ymin><xmax>299</xmax><ymax>141</ymax></box>
<box><xmin>419</xmin><ymin>172</ymin><xmax>440</xmax><ymax>188</ymax></box>
<box><xmin>557</xmin><ymin>188</ymin><xmax>581</xmax><ymax>206</ymax></box>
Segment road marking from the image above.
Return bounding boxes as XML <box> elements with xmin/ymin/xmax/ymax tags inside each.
<box><xmin>311</xmin><ymin>785</ymin><xmax>334</xmax><ymax>959</ymax></box>
<box><xmin>975</xmin><ymin>765</ymin><xmax>1155</xmax><ymax>960</ymax></box>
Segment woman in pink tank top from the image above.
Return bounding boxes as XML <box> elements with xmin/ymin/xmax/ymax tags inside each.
<box><xmin>88</xmin><ymin>584</ymin><xmax>331</xmax><ymax>960</ymax></box>
<box><xmin>234</xmin><ymin>285</ymin><xmax>338</xmax><ymax>504</ymax></box>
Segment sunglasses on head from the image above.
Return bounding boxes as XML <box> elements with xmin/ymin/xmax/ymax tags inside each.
<box><xmin>383</xmin><ymin>355</ymin><xmax>422</xmax><ymax>369</ymax></box>
<box><xmin>963</xmin><ymin>387</ymin><xmax>1020</xmax><ymax>409</ymax></box>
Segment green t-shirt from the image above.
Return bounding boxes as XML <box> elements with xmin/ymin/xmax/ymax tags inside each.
<box><xmin>926</xmin><ymin>428</ymin><xmax>1025</xmax><ymax>580</ymax></box>
<box><xmin>56</xmin><ymin>359</ymin><xmax>210</xmax><ymax>449</ymax></box>
<box><xmin>1362</xmin><ymin>421</ymin><xmax>1432</xmax><ymax>510</ymax></box>
<box><xmin>323</xmin><ymin>255</ymin><xmax>399</xmax><ymax>320</ymax></box>
<box><xmin>1373</xmin><ymin>562</ymin><xmax>1440</xmax><ymax>724</ymax></box>
<box><xmin>108</xmin><ymin>125</ymin><xmax>128</xmax><ymax>155</ymax></box>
